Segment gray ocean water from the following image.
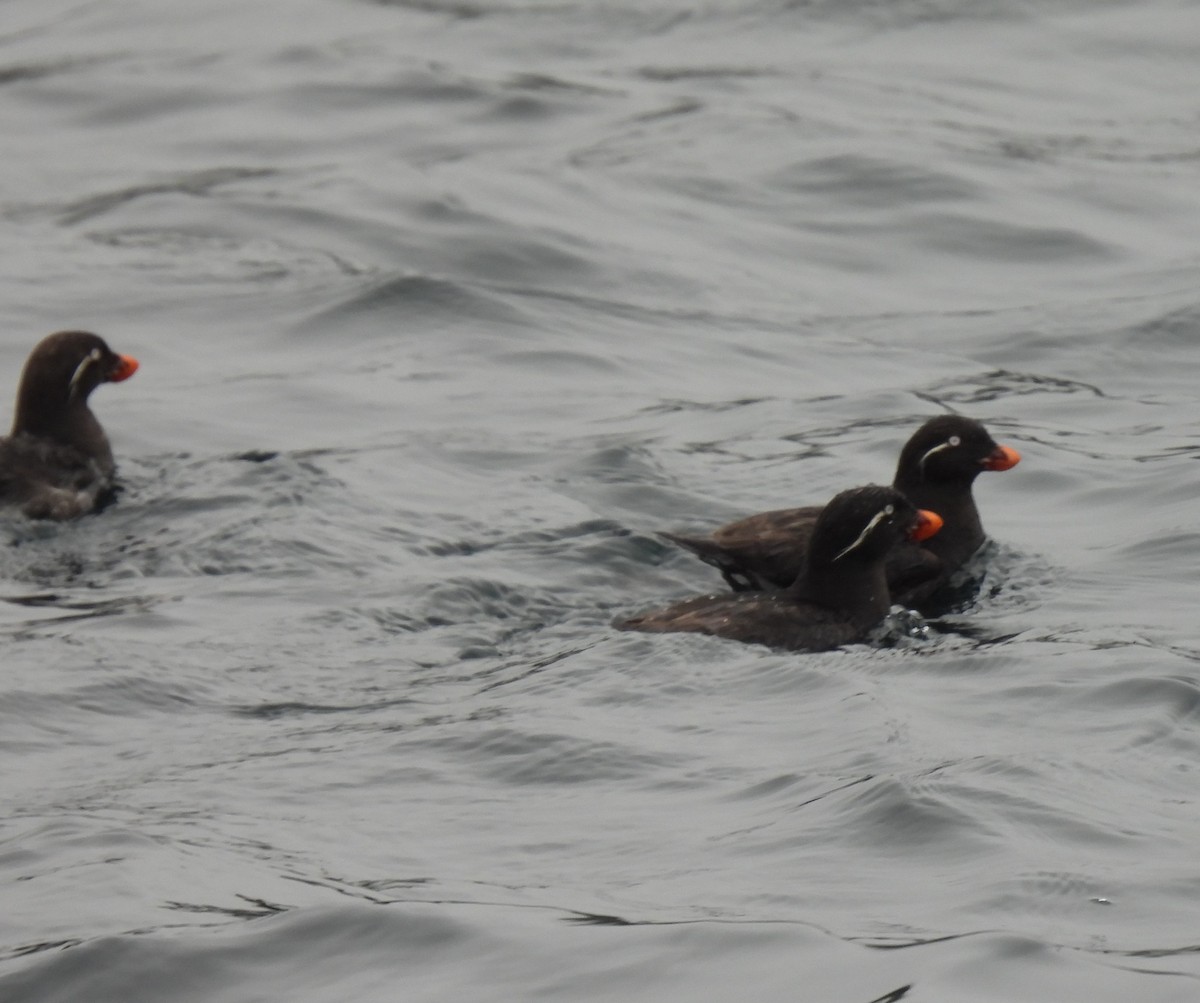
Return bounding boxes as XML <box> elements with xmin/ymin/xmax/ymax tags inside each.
<box><xmin>2</xmin><ymin>0</ymin><xmax>1200</xmax><ymax>1000</ymax></box>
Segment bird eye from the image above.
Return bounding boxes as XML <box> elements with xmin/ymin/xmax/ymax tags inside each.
<box><xmin>884</xmin><ymin>504</ymin><xmax>895</xmax><ymax>516</ymax></box>
<box><xmin>948</xmin><ymin>435</ymin><xmax>961</xmax><ymax>447</ymax></box>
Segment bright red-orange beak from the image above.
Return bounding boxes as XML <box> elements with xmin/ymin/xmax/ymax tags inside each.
<box><xmin>108</xmin><ymin>354</ymin><xmax>139</xmax><ymax>383</ymax></box>
<box><xmin>909</xmin><ymin>509</ymin><xmax>943</xmax><ymax>543</ymax></box>
<box><xmin>982</xmin><ymin>444</ymin><xmax>1020</xmax><ymax>471</ymax></box>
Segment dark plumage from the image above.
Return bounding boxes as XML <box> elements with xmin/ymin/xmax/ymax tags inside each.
<box><xmin>662</xmin><ymin>415</ymin><xmax>1019</xmax><ymax>604</ymax></box>
<box><xmin>0</xmin><ymin>331</ymin><xmax>139</xmax><ymax>519</ymax></box>
<box><xmin>616</xmin><ymin>485</ymin><xmax>942</xmax><ymax>653</ymax></box>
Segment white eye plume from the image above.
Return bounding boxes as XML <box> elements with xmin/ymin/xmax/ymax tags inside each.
<box><xmin>68</xmin><ymin>348</ymin><xmax>103</xmax><ymax>399</ymax></box>
<box><xmin>833</xmin><ymin>504</ymin><xmax>894</xmax><ymax>562</ymax></box>
<box><xmin>918</xmin><ymin>436</ymin><xmax>961</xmax><ymax>475</ymax></box>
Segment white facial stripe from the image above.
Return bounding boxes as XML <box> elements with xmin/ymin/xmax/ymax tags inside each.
<box><xmin>918</xmin><ymin>438</ymin><xmax>958</xmax><ymax>475</ymax></box>
<box><xmin>68</xmin><ymin>347</ymin><xmax>103</xmax><ymax>398</ymax></box>
<box><xmin>833</xmin><ymin>504</ymin><xmax>894</xmax><ymax>562</ymax></box>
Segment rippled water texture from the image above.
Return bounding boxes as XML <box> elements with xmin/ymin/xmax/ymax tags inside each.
<box><xmin>2</xmin><ymin>0</ymin><xmax>1200</xmax><ymax>1000</ymax></box>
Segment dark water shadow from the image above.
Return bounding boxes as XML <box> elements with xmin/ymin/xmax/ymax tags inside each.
<box><xmin>0</xmin><ymin>591</ymin><xmax>156</xmax><ymax>626</ymax></box>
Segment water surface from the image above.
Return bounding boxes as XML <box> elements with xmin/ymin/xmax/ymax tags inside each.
<box><xmin>2</xmin><ymin>0</ymin><xmax>1200</xmax><ymax>999</ymax></box>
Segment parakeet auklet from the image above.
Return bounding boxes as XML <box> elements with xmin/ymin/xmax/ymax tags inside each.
<box><xmin>662</xmin><ymin>415</ymin><xmax>1019</xmax><ymax>605</ymax></box>
<box><xmin>617</xmin><ymin>485</ymin><xmax>942</xmax><ymax>652</ymax></box>
<box><xmin>0</xmin><ymin>331</ymin><xmax>139</xmax><ymax>519</ymax></box>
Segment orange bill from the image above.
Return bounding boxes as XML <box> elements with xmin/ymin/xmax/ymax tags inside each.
<box><xmin>109</xmin><ymin>354</ymin><xmax>139</xmax><ymax>382</ymax></box>
<box><xmin>909</xmin><ymin>509</ymin><xmax>943</xmax><ymax>543</ymax></box>
<box><xmin>982</xmin><ymin>444</ymin><xmax>1020</xmax><ymax>471</ymax></box>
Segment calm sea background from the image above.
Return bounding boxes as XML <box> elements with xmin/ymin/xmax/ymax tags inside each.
<box><xmin>2</xmin><ymin>0</ymin><xmax>1200</xmax><ymax>1000</ymax></box>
